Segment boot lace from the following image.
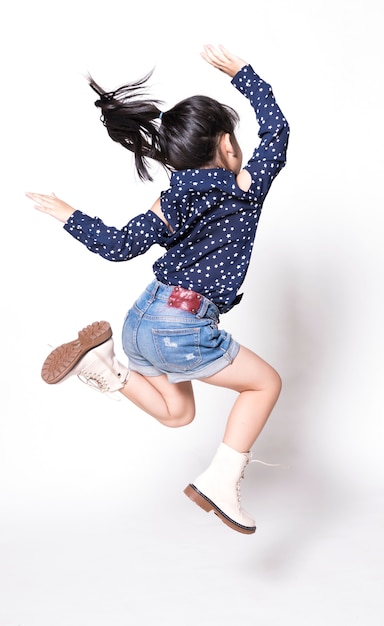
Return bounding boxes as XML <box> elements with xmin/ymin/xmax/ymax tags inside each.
<box><xmin>236</xmin><ymin>468</ymin><xmax>246</xmax><ymax>507</ymax></box>
<box><xmin>77</xmin><ymin>370</ymin><xmax>130</xmax><ymax>401</ymax></box>
<box><xmin>77</xmin><ymin>347</ymin><xmax>130</xmax><ymax>397</ymax></box>
<box><xmin>77</xmin><ymin>372</ymin><xmax>110</xmax><ymax>392</ymax></box>
<box><xmin>46</xmin><ymin>343</ymin><xmax>128</xmax><ymax>400</ymax></box>
<box><xmin>236</xmin><ymin>456</ymin><xmax>285</xmax><ymax>507</ymax></box>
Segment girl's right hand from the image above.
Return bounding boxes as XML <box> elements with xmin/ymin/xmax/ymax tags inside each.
<box><xmin>201</xmin><ymin>44</ymin><xmax>248</xmax><ymax>78</ymax></box>
<box><xmin>25</xmin><ymin>192</ymin><xmax>76</xmax><ymax>223</ymax></box>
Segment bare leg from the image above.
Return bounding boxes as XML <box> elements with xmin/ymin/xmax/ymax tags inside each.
<box><xmin>40</xmin><ymin>321</ymin><xmax>196</xmax><ymax>429</ymax></box>
<box><xmin>42</xmin><ymin>322</ymin><xmax>279</xmax><ymax>533</ymax></box>
<box><xmin>120</xmin><ymin>372</ymin><xmax>196</xmax><ymax>428</ymax></box>
<box><xmin>199</xmin><ymin>345</ymin><xmax>282</xmax><ymax>452</ymax></box>
<box><xmin>183</xmin><ymin>345</ymin><xmax>281</xmax><ymax>533</ymax></box>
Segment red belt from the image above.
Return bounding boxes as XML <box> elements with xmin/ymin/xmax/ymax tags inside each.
<box><xmin>167</xmin><ymin>286</ymin><xmax>203</xmax><ymax>314</ymax></box>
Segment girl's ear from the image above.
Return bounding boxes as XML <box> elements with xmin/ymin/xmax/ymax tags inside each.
<box><xmin>217</xmin><ymin>133</ymin><xmax>243</xmax><ymax>174</ymax></box>
<box><xmin>220</xmin><ymin>133</ymin><xmax>235</xmax><ymax>155</ymax></box>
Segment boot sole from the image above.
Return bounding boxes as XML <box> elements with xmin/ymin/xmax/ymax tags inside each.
<box><xmin>41</xmin><ymin>321</ymin><xmax>112</xmax><ymax>384</ymax></box>
<box><xmin>184</xmin><ymin>484</ymin><xmax>256</xmax><ymax>535</ymax></box>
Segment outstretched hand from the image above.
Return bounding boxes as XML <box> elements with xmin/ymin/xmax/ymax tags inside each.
<box><xmin>25</xmin><ymin>192</ymin><xmax>76</xmax><ymax>223</ymax></box>
<box><xmin>201</xmin><ymin>44</ymin><xmax>248</xmax><ymax>78</ymax></box>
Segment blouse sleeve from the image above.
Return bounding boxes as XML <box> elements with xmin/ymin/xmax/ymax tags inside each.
<box><xmin>232</xmin><ymin>64</ymin><xmax>290</xmax><ymax>201</ymax></box>
<box><xmin>63</xmin><ymin>209</ymin><xmax>170</xmax><ymax>261</ymax></box>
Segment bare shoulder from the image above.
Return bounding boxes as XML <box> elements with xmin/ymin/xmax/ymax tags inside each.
<box><xmin>236</xmin><ymin>169</ymin><xmax>252</xmax><ymax>192</ymax></box>
<box><xmin>149</xmin><ymin>197</ymin><xmax>174</xmax><ymax>233</ymax></box>
<box><xmin>149</xmin><ymin>197</ymin><xmax>162</xmax><ymax>217</ymax></box>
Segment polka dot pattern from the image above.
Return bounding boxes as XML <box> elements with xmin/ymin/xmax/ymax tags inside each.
<box><xmin>64</xmin><ymin>65</ymin><xmax>289</xmax><ymax>313</ymax></box>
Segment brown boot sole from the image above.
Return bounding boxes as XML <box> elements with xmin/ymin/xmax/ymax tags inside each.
<box><xmin>41</xmin><ymin>321</ymin><xmax>112</xmax><ymax>384</ymax></box>
<box><xmin>183</xmin><ymin>484</ymin><xmax>256</xmax><ymax>535</ymax></box>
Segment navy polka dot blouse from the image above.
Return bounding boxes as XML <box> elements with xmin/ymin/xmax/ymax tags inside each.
<box><xmin>64</xmin><ymin>65</ymin><xmax>289</xmax><ymax>313</ymax></box>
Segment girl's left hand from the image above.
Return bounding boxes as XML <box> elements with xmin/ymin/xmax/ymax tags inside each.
<box><xmin>201</xmin><ymin>44</ymin><xmax>247</xmax><ymax>78</ymax></box>
<box><xmin>25</xmin><ymin>192</ymin><xmax>76</xmax><ymax>223</ymax></box>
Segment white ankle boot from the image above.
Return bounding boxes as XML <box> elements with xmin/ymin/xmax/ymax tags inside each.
<box><xmin>65</xmin><ymin>337</ymin><xmax>130</xmax><ymax>392</ymax></box>
<box><xmin>41</xmin><ymin>321</ymin><xmax>130</xmax><ymax>393</ymax></box>
<box><xmin>184</xmin><ymin>442</ymin><xmax>256</xmax><ymax>534</ymax></box>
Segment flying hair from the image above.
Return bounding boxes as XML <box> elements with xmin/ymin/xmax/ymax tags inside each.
<box><xmin>88</xmin><ymin>70</ymin><xmax>240</xmax><ymax>181</ymax></box>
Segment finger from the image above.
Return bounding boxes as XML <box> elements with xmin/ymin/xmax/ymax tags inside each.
<box><xmin>26</xmin><ymin>192</ymin><xmax>50</xmax><ymax>202</ymax></box>
<box><xmin>202</xmin><ymin>45</ymin><xmax>234</xmax><ymax>71</ymax></box>
<box><xmin>201</xmin><ymin>51</ymin><xmax>225</xmax><ymax>70</ymax></box>
<box><xmin>33</xmin><ymin>201</ymin><xmax>50</xmax><ymax>213</ymax></box>
<box><xmin>217</xmin><ymin>45</ymin><xmax>236</xmax><ymax>63</ymax></box>
<box><xmin>202</xmin><ymin>44</ymin><xmax>225</xmax><ymax>64</ymax></box>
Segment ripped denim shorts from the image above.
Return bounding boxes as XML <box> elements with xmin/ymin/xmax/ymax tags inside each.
<box><xmin>121</xmin><ymin>280</ymin><xmax>240</xmax><ymax>383</ymax></box>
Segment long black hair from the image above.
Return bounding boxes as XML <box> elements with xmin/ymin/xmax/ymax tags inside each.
<box><xmin>88</xmin><ymin>70</ymin><xmax>239</xmax><ymax>181</ymax></box>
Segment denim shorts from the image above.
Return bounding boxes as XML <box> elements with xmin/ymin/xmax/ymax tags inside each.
<box><xmin>121</xmin><ymin>280</ymin><xmax>240</xmax><ymax>383</ymax></box>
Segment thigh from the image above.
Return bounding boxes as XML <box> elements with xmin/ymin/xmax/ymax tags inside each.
<box><xmin>146</xmin><ymin>373</ymin><xmax>194</xmax><ymax>402</ymax></box>
<box><xmin>144</xmin><ymin>374</ymin><xmax>196</xmax><ymax>423</ymax></box>
<box><xmin>198</xmin><ymin>345</ymin><xmax>280</xmax><ymax>393</ymax></box>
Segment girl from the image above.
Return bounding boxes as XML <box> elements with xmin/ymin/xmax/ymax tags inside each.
<box><xmin>26</xmin><ymin>44</ymin><xmax>289</xmax><ymax>535</ymax></box>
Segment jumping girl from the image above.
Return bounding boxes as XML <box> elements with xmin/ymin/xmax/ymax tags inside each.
<box><xmin>26</xmin><ymin>44</ymin><xmax>289</xmax><ymax>535</ymax></box>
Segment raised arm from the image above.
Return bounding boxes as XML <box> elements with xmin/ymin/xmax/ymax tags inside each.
<box><xmin>201</xmin><ymin>45</ymin><xmax>289</xmax><ymax>199</ymax></box>
<box><xmin>233</xmin><ymin>64</ymin><xmax>290</xmax><ymax>199</ymax></box>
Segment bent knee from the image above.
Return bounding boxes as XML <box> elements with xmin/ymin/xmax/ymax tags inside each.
<box><xmin>270</xmin><ymin>367</ymin><xmax>282</xmax><ymax>398</ymax></box>
<box><xmin>163</xmin><ymin>409</ymin><xmax>196</xmax><ymax>428</ymax></box>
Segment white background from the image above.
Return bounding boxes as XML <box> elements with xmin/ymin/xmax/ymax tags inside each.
<box><xmin>1</xmin><ymin>1</ymin><xmax>383</xmax><ymax>624</ymax></box>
